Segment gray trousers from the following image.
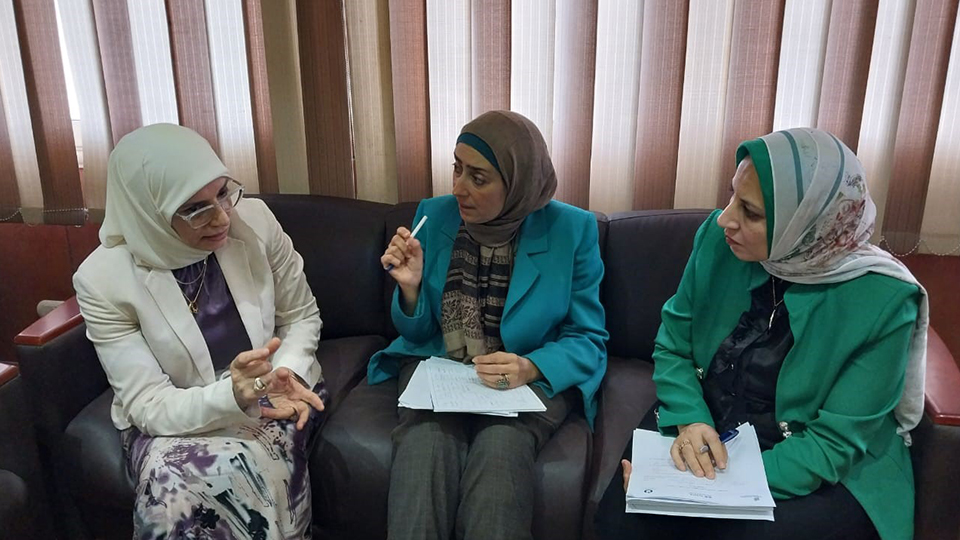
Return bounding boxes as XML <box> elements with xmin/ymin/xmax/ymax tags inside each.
<box><xmin>388</xmin><ymin>359</ymin><xmax>576</xmax><ymax>540</ymax></box>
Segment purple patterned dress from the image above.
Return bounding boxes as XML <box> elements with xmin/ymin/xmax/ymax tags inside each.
<box><xmin>122</xmin><ymin>255</ymin><xmax>326</xmax><ymax>539</ymax></box>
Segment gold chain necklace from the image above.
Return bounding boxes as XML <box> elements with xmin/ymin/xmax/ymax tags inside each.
<box><xmin>768</xmin><ymin>277</ymin><xmax>785</xmax><ymax>330</ymax></box>
<box><xmin>179</xmin><ymin>258</ymin><xmax>209</xmax><ymax>314</ymax></box>
<box><xmin>174</xmin><ymin>257</ymin><xmax>208</xmax><ymax>286</ymax></box>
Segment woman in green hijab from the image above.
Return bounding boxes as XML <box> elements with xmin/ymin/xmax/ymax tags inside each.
<box><xmin>595</xmin><ymin>128</ymin><xmax>927</xmax><ymax>540</ymax></box>
<box><xmin>370</xmin><ymin>110</ymin><xmax>609</xmax><ymax>540</ymax></box>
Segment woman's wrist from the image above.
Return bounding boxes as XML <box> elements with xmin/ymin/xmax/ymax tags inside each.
<box><xmin>399</xmin><ymin>284</ymin><xmax>420</xmax><ymax>316</ymax></box>
<box><xmin>519</xmin><ymin>356</ymin><xmax>542</xmax><ymax>385</ymax></box>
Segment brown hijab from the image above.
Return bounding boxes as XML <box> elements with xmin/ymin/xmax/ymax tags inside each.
<box><xmin>457</xmin><ymin>110</ymin><xmax>557</xmax><ymax>246</ymax></box>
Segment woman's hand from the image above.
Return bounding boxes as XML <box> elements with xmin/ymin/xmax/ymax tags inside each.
<box><xmin>473</xmin><ymin>352</ymin><xmax>542</xmax><ymax>390</ymax></box>
<box><xmin>260</xmin><ymin>367</ymin><xmax>325</xmax><ymax>430</ymax></box>
<box><xmin>671</xmin><ymin>422</ymin><xmax>728</xmax><ymax>479</ymax></box>
<box><xmin>381</xmin><ymin>226</ymin><xmax>424</xmax><ymax>307</ymax></box>
<box><xmin>229</xmin><ymin>337</ymin><xmax>280</xmax><ymax>409</ymax></box>
<box><xmin>622</xmin><ymin>459</ymin><xmax>633</xmax><ymax>491</ymax></box>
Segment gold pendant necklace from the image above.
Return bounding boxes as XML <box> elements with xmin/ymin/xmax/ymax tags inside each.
<box><xmin>180</xmin><ymin>258</ymin><xmax>209</xmax><ymax>315</ymax></box>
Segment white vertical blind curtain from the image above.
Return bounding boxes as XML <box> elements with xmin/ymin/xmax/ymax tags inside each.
<box><xmin>588</xmin><ymin>0</ymin><xmax>644</xmax><ymax>214</ymax></box>
<box><xmin>344</xmin><ymin>0</ymin><xmax>399</xmax><ymax>204</ymax></box>
<box><xmin>858</xmin><ymin>0</ymin><xmax>916</xmax><ymax>240</ymax></box>
<box><xmin>919</xmin><ymin>14</ymin><xmax>960</xmax><ymax>255</ymax></box>
<box><xmin>56</xmin><ymin>0</ymin><xmax>111</xmax><ymax>219</ymax></box>
<box><xmin>127</xmin><ymin>0</ymin><xmax>178</xmax><ymax>126</ymax></box>
<box><xmin>511</xmin><ymin>0</ymin><xmax>557</xmax><ymax>154</ymax></box>
<box><xmin>426</xmin><ymin>0</ymin><xmax>471</xmax><ymax>197</ymax></box>
<box><xmin>0</xmin><ymin>0</ymin><xmax>43</xmax><ymax>223</ymax></box>
<box><xmin>3</xmin><ymin>0</ymin><xmax>960</xmax><ymax>253</ymax></box>
<box><xmin>771</xmin><ymin>0</ymin><xmax>831</xmax><ymax>131</ymax></box>
<box><xmin>673</xmin><ymin>0</ymin><xmax>735</xmax><ymax>210</ymax></box>
<box><xmin>205</xmin><ymin>0</ymin><xmax>261</xmax><ymax>194</ymax></box>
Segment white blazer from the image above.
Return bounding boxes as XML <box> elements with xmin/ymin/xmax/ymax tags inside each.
<box><xmin>74</xmin><ymin>199</ymin><xmax>323</xmax><ymax>436</ymax></box>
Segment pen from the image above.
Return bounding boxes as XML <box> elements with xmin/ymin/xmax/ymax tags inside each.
<box><xmin>699</xmin><ymin>428</ymin><xmax>739</xmax><ymax>453</ymax></box>
<box><xmin>384</xmin><ymin>215</ymin><xmax>428</xmax><ymax>272</ymax></box>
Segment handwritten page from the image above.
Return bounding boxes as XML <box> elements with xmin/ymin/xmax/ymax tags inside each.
<box><xmin>626</xmin><ymin>423</ymin><xmax>776</xmax><ymax>521</ymax></box>
<box><xmin>424</xmin><ymin>357</ymin><xmax>546</xmax><ymax>414</ymax></box>
<box><xmin>397</xmin><ymin>359</ymin><xmax>433</xmax><ymax>410</ymax></box>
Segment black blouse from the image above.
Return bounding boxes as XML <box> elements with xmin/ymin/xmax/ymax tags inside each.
<box><xmin>701</xmin><ymin>276</ymin><xmax>793</xmax><ymax>450</ymax></box>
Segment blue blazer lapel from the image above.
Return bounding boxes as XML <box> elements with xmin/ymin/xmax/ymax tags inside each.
<box><xmin>504</xmin><ymin>209</ymin><xmax>549</xmax><ymax>321</ymax></box>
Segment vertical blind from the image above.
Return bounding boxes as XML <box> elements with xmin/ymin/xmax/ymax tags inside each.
<box><xmin>0</xmin><ymin>0</ymin><xmax>958</xmax><ymax>255</ymax></box>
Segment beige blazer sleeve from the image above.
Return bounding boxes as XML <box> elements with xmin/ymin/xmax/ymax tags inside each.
<box><xmin>235</xmin><ymin>199</ymin><xmax>323</xmax><ymax>388</ymax></box>
<box><xmin>74</xmin><ymin>265</ymin><xmax>257</xmax><ymax>436</ymax></box>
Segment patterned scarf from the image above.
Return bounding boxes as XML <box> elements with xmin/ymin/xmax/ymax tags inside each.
<box><xmin>737</xmin><ymin>127</ymin><xmax>929</xmax><ymax>443</ymax></box>
<box><xmin>442</xmin><ymin>226</ymin><xmax>515</xmax><ymax>362</ymax></box>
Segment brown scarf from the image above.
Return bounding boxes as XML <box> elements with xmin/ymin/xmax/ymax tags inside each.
<box><xmin>441</xmin><ymin>111</ymin><xmax>556</xmax><ymax>361</ymax></box>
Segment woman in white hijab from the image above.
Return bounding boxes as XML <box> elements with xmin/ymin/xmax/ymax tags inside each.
<box><xmin>596</xmin><ymin>128</ymin><xmax>927</xmax><ymax>540</ymax></box>
<box><xmin>74</xmin><ymin>123</ymin><xmax>325</xmax><ymax>538</ymax></box>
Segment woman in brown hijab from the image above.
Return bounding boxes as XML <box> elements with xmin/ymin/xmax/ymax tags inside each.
<box><xmin>369</xmin><ymin>110</ymin><xmax>609</xmax><ymax>539</ymax></box>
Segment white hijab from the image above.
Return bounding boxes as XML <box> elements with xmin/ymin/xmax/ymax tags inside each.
<box><xmin>100</xmin><ymin>123</ymin><xmax>234</xmax><ymax>270</ymax></box>
<box><xmin>738</xmin><ymin>127</ymin><xmax>929</xmax><ymax>444</ymax></box>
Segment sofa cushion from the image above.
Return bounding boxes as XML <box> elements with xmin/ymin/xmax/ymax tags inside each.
<box><xmin>315</xmin><ymin>335</ymin><xmax>388</xmax><ymax>413</ymax></box>
<box><xmin>602</xmin><ymin>210</ymin><xmax>711</xmax><ymax>360</ymax></box>
<box><xmin>582</xmin><ymin>356</ymin><xmax>657</xmax><ymax>539</ymax></box>
<box><xmin>312</xmin><ymin>376</ymin><xmax>591</xmax><ymax>540</ymax></box>
<box><xmin>0</xmin><ymin>469</ymin><xmax>29</xmax><ymax>538</ymax></box>
<box><xmin>63</xmin><ymin>389</ymin><xmax>133</xmax><ymax>512</ymax></box>
<box><xmin>257</xmin><ymin>195</ymin><xmax>393</xmax><ymax>340</ymax></box>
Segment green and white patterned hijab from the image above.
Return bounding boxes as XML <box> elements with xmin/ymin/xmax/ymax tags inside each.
<box><xmin>737</xmin><ymin>127</ymin><xmax>928</xmax><ymax>443</ymax></box>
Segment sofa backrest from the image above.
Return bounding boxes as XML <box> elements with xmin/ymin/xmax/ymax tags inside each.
<box><xmin>257</xmin><ymin>195</ymin><xmax>393</xmax><ymax>341</ymax></box>
<box><xmin>600</xmin><ymin>209</ymin><xmax>711</xmax><ymax>361</ymax></box>
<box><xmin>260</xmin><ymin>194</ymin><xmax>709</xmax><ymax>359</ymax></box>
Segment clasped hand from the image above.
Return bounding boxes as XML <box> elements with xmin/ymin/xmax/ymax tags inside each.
<box><xmin>229</xmin><ymin>337</ymin><xmax>325</xmax><ymax>430</ymax></box>
<box><xmin>621</xmin><ymin>422</ymin><xmax>729</xmax><ymax>490</ymax></box>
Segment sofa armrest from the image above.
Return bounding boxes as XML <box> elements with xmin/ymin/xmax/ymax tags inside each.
<box><xmin>14</xmin><ymin>297</ymin><xmax>83</xmax><ymax>347</ymax></box>
<box><xmin>924</xmin><ymin>327</ymin><xmax>960</xmax><ymax>426</ymax></box>
<box><xmin>14</xmin><ymin>297</ymin><xmax>107</xmax><ymax>444</ymax></box>
<box><xmin>913</xmin><ymin>326</ymin><xmax>960</xmax><ymax>540</ymax></box>
<box><xmin>0</xmin><ymin>363</ymin><xmax>16</xmax><ymax>386</ymax></box>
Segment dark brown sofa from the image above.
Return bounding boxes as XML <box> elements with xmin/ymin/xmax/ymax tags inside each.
<box><xmin>13</xmin><ymin>195</ymin><xmax>960</xmax><ymax>540</ymax></box>
<box><xmin>0</xmin><ymin>363</ymin><xmax>56</xmax><ymax>539</ymax></box>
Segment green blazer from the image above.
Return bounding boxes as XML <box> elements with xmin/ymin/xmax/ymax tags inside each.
<box><xmin>368</xmin><ymin>195</ymin><xmax>609</xmax><ymax>426</ymax></box>
<box><xmin>654</xmin><ymin>210</ymin><xmax>920</xmax><ymax>540</ymax></box>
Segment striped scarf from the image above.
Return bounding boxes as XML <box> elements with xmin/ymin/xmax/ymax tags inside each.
<box><xmin>441</xmin><ymin>226</ymin><xmax>515</xmax><ymax>362</ymax></box>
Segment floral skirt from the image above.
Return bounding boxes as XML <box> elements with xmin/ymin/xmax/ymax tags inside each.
<box><xmin>122</xmin><ymin>385</ymin><xmax>327</xmax><ymax>540</ymax></box>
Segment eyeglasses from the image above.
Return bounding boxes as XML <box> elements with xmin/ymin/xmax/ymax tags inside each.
<box><xmin>175</xmin><ymin>180</ymin><xmax>244</xmax><ymax>229</ymax></box>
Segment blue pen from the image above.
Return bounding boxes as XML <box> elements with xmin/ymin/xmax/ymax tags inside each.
<box><xmin>384</xmin><ymin>215</ymin><xmax>428</xmax><ymax>272</ymax></box>
<box><xmin>699</xmin><ymin>428</ymin><xmax>739</xmax><ymax>453</ymax></box>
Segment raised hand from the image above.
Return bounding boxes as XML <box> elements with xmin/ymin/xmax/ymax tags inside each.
<box><xmin>259</xmin><ymin>367</ymin><xmax>325</xmax><ymax>431</ymax></box>
<box><xmin>381</xmin><ymin>227</ymin><xmax>424</xmax><ymax>308</ymax></box>
<box><xmin>229</xmin><ymin>337</ymin><xmax>280</xmax><ymax>409</ymax></box>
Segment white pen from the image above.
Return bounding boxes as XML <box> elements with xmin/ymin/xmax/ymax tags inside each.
<box><xmin>384</xmin><ymin>215</ymin><xmax>428</xmax><ymax>272</ymax></box>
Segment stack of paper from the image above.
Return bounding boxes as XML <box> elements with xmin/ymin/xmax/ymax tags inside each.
<box><xmin>398</xmin><ymin>357</ymin><xmax>546</xmax><ymax>417</ymax></box>
<box><xmin>626</xmin><ymin>423</ymin><xmax>776</xmax><ymax>521</ymax></box>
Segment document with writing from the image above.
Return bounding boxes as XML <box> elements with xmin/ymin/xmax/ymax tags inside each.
<box><xmin>397</xmin><ymin>357</ymin><xmax>546</xmax><ymax>416</ymax></box>
<box><xmin>626</xmin><ymin>423</ymin><xmax>776</xmax><ymax>521</ymax></box>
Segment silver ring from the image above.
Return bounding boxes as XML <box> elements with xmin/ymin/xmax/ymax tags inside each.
<box><xmin>496</xmin><ymin>373</ymin><xmax>509</xmax><ymax>390</ymax></box>
<box><xmin>253</xmin><ymin>377</ymin><xmax>266</xmax><ymax>392</ymax></box>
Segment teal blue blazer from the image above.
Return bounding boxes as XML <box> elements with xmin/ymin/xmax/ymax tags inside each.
<box><xmin>368</xmin><ymin>195</ymin><xmax>609</xmax><ymax>427</ymax></box>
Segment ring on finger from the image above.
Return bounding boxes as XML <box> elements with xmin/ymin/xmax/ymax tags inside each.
<box><xmin>496</xmin><ymin>373</ymin><xmax>509</xmax><ymax>390</ymax></box>
<box><xmin>253</xmin><ymin>377</ymin><xmax>266</xmax><ymax>392</ymax></box>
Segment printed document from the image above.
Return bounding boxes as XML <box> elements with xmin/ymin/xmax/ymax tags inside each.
<box><xmin>626</xmin><ymin>423</ymin><xmax>776</xmax><ymax>521</ymax></box>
